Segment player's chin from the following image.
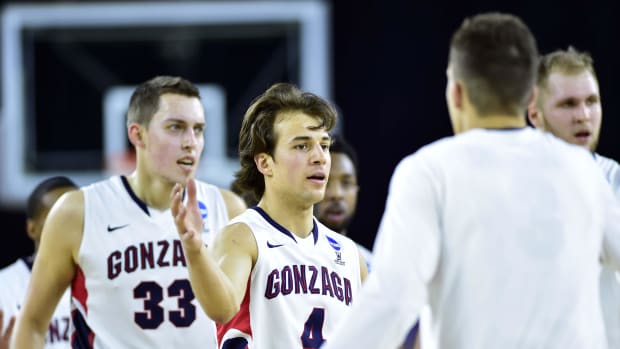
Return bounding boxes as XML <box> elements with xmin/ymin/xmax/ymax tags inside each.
<box><xmin>170</xmin><ymin>171</ymin><xmax>196</xmax><ymax>185</ymax></box>
<box><xmin>309</xmin><ymin>192</ymin><xmax>326</xmax><ymax>205</ymax></box>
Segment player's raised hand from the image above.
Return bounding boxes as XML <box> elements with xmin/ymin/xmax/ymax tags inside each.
<box><xmin>0</xmin><ymin>310</ymin><xmax>16</xmax><ymax>349</ymax></box>
<box><xmin>171</xmin><ymin>178</ymin><xmax>204</xmax><ymax>255</ymax></box>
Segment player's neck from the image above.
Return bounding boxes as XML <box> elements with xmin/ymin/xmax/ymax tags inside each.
<box><xmin>126</xmin><ymin>171</ymin><xmax>174</xmax><ymax>210</ymax></box>
<box><xmin>258</xmin><ymin>195</ymin><xmax>314</xmax><ymax>239</ymax></box>
<box><xmin>462</xmin><ymin>113</ymin><xmax>526</xmax><ymax>132</ymax></box>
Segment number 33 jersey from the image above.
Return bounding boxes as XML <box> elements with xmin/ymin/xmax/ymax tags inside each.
<box><xmin>217</xmin><ymin>207</ymin><xmax>362</xmax><ymax>349</ymax></box>
<box><xmin>73</xmin><ymin>176</ymin><xmax>229</xmax><ymax>348</ymax></box>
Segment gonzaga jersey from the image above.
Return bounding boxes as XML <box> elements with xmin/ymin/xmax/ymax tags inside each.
<box><xmin>0</xmin><ymin>257</ymin><xmax>72</xmax><ymax>348</ymax></box>
<box><xmin>217</xmin><ymin>207</ymin><xmax>362</xmax><ymax>349</ymax></box>
<box><xmin>72</xmin><ymin>176</ymin><xmax>228</xmax><ymax>348</ymax></box>
<box><xmin>596</xmin><ymin>154</ymin><xmax>620</xmax><ymax>348</ymax></box>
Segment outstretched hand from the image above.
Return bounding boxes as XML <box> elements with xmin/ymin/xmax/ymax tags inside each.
<box><xmin>171</xmin><ymin>178</ymin><xmax>204</xmax><ymax>255</ymax></box>
<box><xmin>0</xmin><ymin>310</ymin><xmax>16</xmax><ymax>349</ymax></box>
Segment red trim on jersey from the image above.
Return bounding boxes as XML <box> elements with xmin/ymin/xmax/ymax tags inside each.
<box><xmin>217</xmin><ymin>278</ymin><xmax>252</xmax><ymax>346</ymax></box>
<box><xmin>70</xmin><ymin>309</ymin><xmax>95</xmax><ymax>349</ymax></box>
<box><xmin>71</xmin><ymin>266</ymin><xmax>89</xmax><ymax>313</ymax></box>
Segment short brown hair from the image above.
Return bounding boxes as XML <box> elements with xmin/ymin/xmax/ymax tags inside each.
<box><xmin>537</xmin><ymin>47</ymin><xmax>596</xmax><ymax>92</ymax></box>
<box><xmin>233</xmin><ymin>83</ymin><xmax>337</xmax><ymax>202</ymax></box>
<box><xmin>449</xmin><ymin>13</ymin><xmax>539</xmax><ymax>116</ymax></box>
<box><xmin>126</xmin><ymin>76</ymin><xmax>201</xmax><ymax>127</ymax></box>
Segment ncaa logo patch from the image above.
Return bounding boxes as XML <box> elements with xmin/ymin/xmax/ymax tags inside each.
<box><xmin>198</xmin><ymin>200</ymin><xmax>210</xmax><ymax>234</ymax></box>
<box><xmin>326</xmin><ymin>235</ymin><xmax>341</xmax><ymax>251</ymax></box>
<box><xmin>197</xmin><ymin>200</ymin><xmax>208</xmax><ymax>219</ymax></box>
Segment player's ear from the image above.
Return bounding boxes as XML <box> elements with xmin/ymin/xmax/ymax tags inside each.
<box><xmin>451</xmin><ymin>80</ymin><xmax>464</xmax><ymax>110</ymax></box>
<box><xmin>527</xmin><ymin>87</ymin><xmax>543</xmax><ymax>128</ymax></box>
<box><xmin>254</xmin><ymin>153</ymin><xmax>273</xmax><ymax>176</ymax></box>
<box><xmin>26</xmin><ymin>218</ymin><xmax>36</xmax><ymax>240</ymax></box>
<box><xmin>128</xmin><ymin>123</ymin><xmax>145</xmax><ymax>148</ymax></box>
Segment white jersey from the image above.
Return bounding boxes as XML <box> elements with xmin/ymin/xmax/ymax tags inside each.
<box><xmin>72</xmin><ymin>176</ymin><xmax>229</xmax><ymax>348</ymax></box>
<box><xmin>323</xmin><ymin>127</ymin><xmax>620</xmax><ymax>349</ymax></box>
<box><xmin>0</xmin><ymin>257</ymin><xmax>71</xmax><ymax>348</ymax></box>
<box><xmin>595</xmin><ymin>153</ymin><xmax>620</xmax><ymax>348</ymax></box>
<box><xmin>217</xmin><ymin>207</ymin><xmax>362</xmax><ymax>349</ymax></box>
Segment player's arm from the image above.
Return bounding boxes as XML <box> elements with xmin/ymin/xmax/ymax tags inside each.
<box><xmin>11</xmin><ymin>191</ymin><xmax>83</xmax><ymax>349</ymax></box>
<box><xmin>601</xmin><ymin>179</ymin><xmax>620</xmax><ymax>270</ymax></box>
<box><xmin>172</xmin><ymin>179</ymin><xmax>256</xmax><ymax>324</ymax></box>
<box><xmin>219</xmin><ymin>188</ymin><xmax>247</xmax><ymax>219</ymax></box>
<box><xmin>322</xmin><ymin>155</ymin><xmax>440</xmax><ymax>349</ymax></box>
<box><xmin>358</xmin><ymin>249</ymin><xmax>368</xmax><ymax>282</ymax></box>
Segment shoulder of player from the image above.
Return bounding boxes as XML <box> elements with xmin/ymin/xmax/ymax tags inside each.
<box><xmin>51</xmin><ymin>189</ymin><xmax>84</xmax><ymax>220</ymax></box>
<box><xmin>395</xmin><ymin>135</ymin><xmax>459</xmax><ymax>171</ymax></box>
<box><xmin>595</xmin><ymin>153</ymin><xmax>620</xmax><ymax>169</ymax></box>
<box><xmin>213</xmin><ymin>222</ymin><xmax>257</xmax><ymax>253</ymax></box>
<box><xmin>43</xmin><ymin>189</ymin><xmax>84</xmax><ymax>249</ymax></box>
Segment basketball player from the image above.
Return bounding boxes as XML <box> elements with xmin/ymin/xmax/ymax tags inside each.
<box><xmin>11</xmin><ymin>76</ymin><xmax>246</xmax><ymax>349</ymax></box>
<box><xmin>314</xmin><ymin>136</ymin><xmax>372</xmax><ymax>265</ymax></box>
<box><xmin>322</xmin><ymin>13</ymin><xmax>620</xmax><ymax>349</ymax></box>
<box><xmin>171</xmin><ymin>83</ymin><xmax>367</xmax><ymax>348</ymax></box>
<box><xmin>528</xmin><ymin>47</ymin><xmax>620</xmax><ymax>347</ymax></box>
<box><xmin>0</xmin><ymin>177</ymin><xmax>77</xmax><ymax>349</ymax></box>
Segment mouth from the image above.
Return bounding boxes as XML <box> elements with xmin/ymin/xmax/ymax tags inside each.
<box><xmin>574</xmin><ymin>130</ymin><xmax>591</xmax><ymax>144</ymax></box>
<box><xmin>326</xmin><ymin>209</ymin><xmax>346</xmax><ymax>221</ymax></box>
<box><xmin>177</xmin><ymin>157</ymin><xmax>196</xmax><ymax>171</ymax></box>
<box><xmin>322</xmin><ymin>202</ymin><xmax>346</xmax><ymax>220</ymax></box>
<box><xmin>307</xmin><ymin>172</ymin><xmax>327</xmax><ymax>184</ymax></box>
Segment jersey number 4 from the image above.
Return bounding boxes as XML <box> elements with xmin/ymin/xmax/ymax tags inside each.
<box><xmin>133</xmin><ymin>279</ymin><xmax>196</xmax><ymax>329</ymax></box>
<box><xmin>301</xmin><ymin>307</ymin><xmax>325</xmax><ymax>349</ymax></box>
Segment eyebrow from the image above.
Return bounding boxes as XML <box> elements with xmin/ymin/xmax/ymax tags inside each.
<box><xmin>290</xmin><ymin>135</ymin><xmax>331</xmax><ymax>142</ymax></box>
<box><xmin>166</xmin><ymin>118</ymin><xmax>206</xmax><ymax>127</ymax></box>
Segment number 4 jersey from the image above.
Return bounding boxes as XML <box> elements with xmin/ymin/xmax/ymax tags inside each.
<box><xmin>73</xmin><ymin>176</ymin><xmax>229</xmax><ymax>348</ymax></box>
<box><xmin>217</xmin><ymin>207</ymin><xmax>362</xmax><ymax>349</ymax></box>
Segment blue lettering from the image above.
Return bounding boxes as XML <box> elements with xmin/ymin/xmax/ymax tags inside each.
<box><xmin>281</xmin><ymin>266</ymin><xmax>293</xmax><ymax>295</ymax></box>
<box><xmin>107</xmin><ymin>251</ymin><xmax>122</xmax><ymax>280</ymax></box>
<box><xmin>157</xmin><ymin>241</ymin><xmax>170</xmax><ymax>267</ymax></box>
<box><xmin>293</xmin><ymin>265</ymin><xmax>307</xmax><ymax>294</ymax></box>
<box><xmin>309</xmin><ymin>266</ymin><xmax>320</xmax><ymax>294</ymax></box>
<box><xmin>124</xmin><ymin>246</ymin><xmax>138</xmax><ymax>274</ymax></box>
<box><xmin>172</xmin><ymin>240</ymin><xmax>186</xmax><ymax>267</ymax></box>
<box><xmin>344</xmin><ymin>278</ymin><xmax>353</xmax><ymax>305</ymax></box>
<box><xmin>265</xmin><ymin>269</ymin><xmax>280</xmax><ymax>299</ymax></box>
<box><xmin>140</xmin><ymin>242</ymin><xmax>154</xmax><ymax>270</ymax></box>
<box><xmin>321</xmin><ymin>267</ymin><xmax>334</xmax><ymax>297</ymax></box>
<box><xmin>331</xmin><ymin>272</ymin><xmax>343</xmax><ymax>301</ymax></box>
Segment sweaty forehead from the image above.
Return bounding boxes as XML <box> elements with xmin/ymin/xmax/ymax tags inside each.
<box><xmin>274</xmin><ymin>111</ymin><xmax>328</xmax><ymax>139</ymax></box>
<box><xmin>154</xmin><ymin>93</ymin><xmax>205</xmax><ymax>123</ymax></box>
<box><xmin>545</xmin><ymin>71</ymin><xmax>600</xmax><ymax>100</ymax></box>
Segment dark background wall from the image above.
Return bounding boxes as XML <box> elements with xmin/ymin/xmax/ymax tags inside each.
<box><xmin>1</xmin><ymin>0</ymin><xmax>619</xmax><ymax>268</ymax></box>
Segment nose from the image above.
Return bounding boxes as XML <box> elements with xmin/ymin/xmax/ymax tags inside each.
<box><xmin>574</xmin><ymin>103</ymin><xmax>590</xmax><ymax>123</ymax></box>
<box><xmin>182</xmin><ymin>129</ymin><xmax>199</xmax><ymax>149</ymax></box>
<box><xmin>311</xmin><ymin>143</ymin><xmax>329</xmax><ymax>165</ymax></box>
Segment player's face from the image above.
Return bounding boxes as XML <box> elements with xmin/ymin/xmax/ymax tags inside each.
<box><xmin>315</xmin><ymin>153</ymin><xmax>359</xmax><ymax>234</ymax></box>
<box><xmin>538</xmin><ymin>71</ymin><xmax>602</xmax><ymax>151</ymax></box>
<box><xmin>27</xmin><ymin>186</ymin><xmax>75</xmax><ymax>246</ymax></box>
<box><xmin>269</xmin><ymin>112</ymin><xmax>331</xmax><ymax>206</ymax></box>
<box><xmin>143</xmin><ymin>93</ymin><xmax>205</xmax><ymax>184</ymax></box>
